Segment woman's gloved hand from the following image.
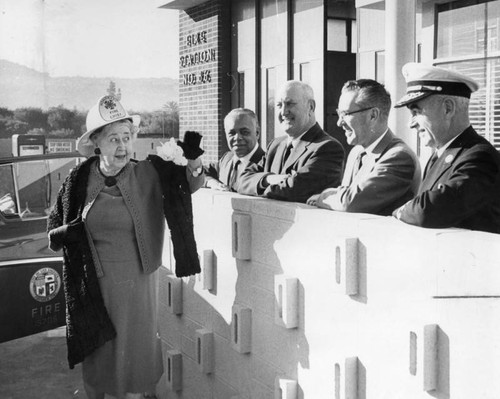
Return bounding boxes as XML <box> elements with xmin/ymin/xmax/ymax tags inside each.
<box><xmin>177</xmin><ymin>131</ymin><xmax>204</xmax><ymax>160</ymax></box>
<box><xmin>48</xmin><ymin>218</ymin><xmax>85</xmax><ymax>251</ymax></box>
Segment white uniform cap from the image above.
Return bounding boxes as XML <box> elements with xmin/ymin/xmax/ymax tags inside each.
<box><xmin>76</xmin><ymin>95</ymin><xmax>140</xmax><ymax>157</ymax></box>
<box><xmin>395</xmin><ymin>62</ymin><xmax>479</xmax><ymax>108</ymax></box>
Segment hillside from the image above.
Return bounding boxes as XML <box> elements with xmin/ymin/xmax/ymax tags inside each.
<box><xmin>0</xmin><ymin>59</ymin><xmax>178</xmax><ymax>112</ymax></box>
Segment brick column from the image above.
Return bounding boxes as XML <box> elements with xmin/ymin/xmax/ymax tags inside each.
<box><xmin>178</xmin><ymin>0</ymin><xmax>231</xmax><ymax>164</ymax></box>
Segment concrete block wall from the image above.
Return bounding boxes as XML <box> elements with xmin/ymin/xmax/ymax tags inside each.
<box><xmin>157</xmin><ymin>189</ymin><xmax>500</xmax><ymax>399</ymax></box>
<box><xmin>178</xmin><ymin>0</ymin><xmax>231</xmax><ymax>165</ymax></box>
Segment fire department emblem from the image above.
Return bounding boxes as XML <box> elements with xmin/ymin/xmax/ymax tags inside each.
<box><xmin>29</xmin><ymin>267</ymin><xmax>61</xmax><ymax>302</ymax></box>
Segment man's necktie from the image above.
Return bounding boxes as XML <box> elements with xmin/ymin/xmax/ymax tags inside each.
<box><xmin>352</xmin><ymin>150</ymin><xmax>366</xmax><ymax>178</ymax></box>
<box><xmin>423</xmin><ymin>152</ymin><xmax>438</xmax><ymax>179</ymax></box>
<box><xmin>228</xmin><ymin>159</ymin><xmax>241</xmax><ymax>189</ymax></box>
<box><xmin>281</xmin><ymin>142</ymin><xmax>293</xmax><ymax>170</ymax></box>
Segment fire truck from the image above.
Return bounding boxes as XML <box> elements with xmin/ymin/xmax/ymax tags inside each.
<box><xmin>0</xmin><ymin>149</ymin><xmax>84</xmax><ymax>342</ymax></box>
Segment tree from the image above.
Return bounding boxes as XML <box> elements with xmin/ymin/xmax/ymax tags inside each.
<box><xmin>0</xmin><ymin>108</ymin><xmax>14</xmax><ymax>119</ymax></box>
<box><xmin>163</xmin><ymin>101</ymin><xmax>179</xmax><ymax>116</ymax></box>
<box><xmin>107</xmin><ymin>81</ymin><xmax>121</xmax><ymax>100</ymax></box>
<box><xmin>27</xmin><ymin>128</ymin><xmax>46</xmax><ymax>135</ymax></box>
<box><xmin>71</xmin><ymin>109</ymin><xmax>87</xmax><ymax>137</ymax></box>
<box><xmin>163</xmin><ymin>101</ymin><xmax>179</xmax><ymax>138</ymax></box>
<box><xmin>47</xmin><ymin>106</ymin><xmax>76</xmax><ymax>132</ymax></box>
<box><xmin>14</xmin><ymin>108</ymin><xmax>48</xmax><ymax>130</ymax></box>
<box><xmin>0</xmin><ymin>118</ymin><xmax>29</xmax><ymax>138</ymax></box>
<box><xmin>50</xmin><ymin>128</ymin><xmax>74</xmax><ymax>138</ymax></box>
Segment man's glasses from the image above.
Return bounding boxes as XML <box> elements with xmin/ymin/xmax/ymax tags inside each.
<box><xmin>336</xmin><ymin>106</ymin><xmax>373</xmax><ymax>119</ymax></box>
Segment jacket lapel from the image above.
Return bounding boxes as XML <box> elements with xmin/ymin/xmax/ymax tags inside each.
<box><xmin>352</xmin><ymin>130</ymin><xmax>395</xmax><ymax>182</ymax></box>
<box><xmin>282</xmin><ymin>123</ymin><xmax>320</xmax><ymax>171</ymax></box>
<box><xmin>271</xmin><ymin>137</ymin><xmax>289</xmax><ymax>172</ymax></box>
<box><xmin>218</xmin><ymin>153</ymin><xmax>233</xmax><ymax>186</ymax></box>
<box><xmin>421</xmin><ymin>146</ymin><xmax>461</xmax><ymax>191</ymax></box>
<box><xmin>420</xmin><ymin>128</ymin><xmax>475</xmax><ymax>191</ymax></box>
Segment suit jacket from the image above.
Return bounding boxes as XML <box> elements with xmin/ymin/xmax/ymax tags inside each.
<box><xmin>238</xmin><ymin>123</ymin><xmax>345</xmax><ymax>203</ymax></box>
<box><xmin>394</xmin><ymin>126</ymin><xmax>500</xmax><ymax>234</ymax></box>
<box><xmin>321</xmin><ymin>130</ymin><xmax>421</xmax><ymax>216</ymax></box>
<box><xmin>204</xmin><ymin>146</ymin><xmax>265</xmax><ymax>191</ymax></box>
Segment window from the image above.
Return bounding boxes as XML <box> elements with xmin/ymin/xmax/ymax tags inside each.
<box><xmin>238</xmin><ymin>72</ymin><xmax>245</xmax><ymax>108</ymax></box>
<box><xmin>300</xmin><ymin>62</ymin><xmax>311</xmax><ymax>84</ymax></box>
<box><xmin>0</xmin><ymin>157</ymin><xmax>81</xmax><ymax>220</ymax></box>
<box><xmin>48</xmin><ymin>141</ymin><xmax>73</xmax><ymax>153</ymax></box>
<box><xmin>327</xmin><ymin>18</ymin><xmax>356</xmax><ymax>53</ymax></box>
<box><xmin>375</xmin><ymin>51</ymin><xmax>385</xmax><ymax>84</ymax></box>
<box><xmin>436</xmin><ymin>0</ymin><xmax>500</xmax><ymax>149</ymax></box>
<box><xmin>266</xmin><ymin>67</ymin><xmax>276</xmax><ymax>145</ymax></box>
<box><xmin>0</xmin><ymin>165</ymin><xmax>17</xmax><ymax>216</ymax></box>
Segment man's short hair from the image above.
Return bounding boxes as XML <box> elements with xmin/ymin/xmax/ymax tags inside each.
<box><xmin>282</xmin><ymin>80</ymin><xmax>315</xmax><ymax>103</ymax></box>
<box><xmin>342</xmin><ymin>79</ymin><xmax>392</xmax><ymax>119</ymax></box>
<box><xmin>224</xmin><ymin>108</ymin><xmax>260</xmax><ymax>132</ymax></box>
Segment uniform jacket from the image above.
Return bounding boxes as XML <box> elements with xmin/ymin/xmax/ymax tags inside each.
<box><xmin>394</xmin><ymin>126</ymin><xmax>500</xmax><ymax>233</ymax></box>
<box><xmin>47</xmin><ymin>155</ymin><xmax>201</xmax><ymax>368</ymax></box>
<box><xmin>238</xmin><ymin>123</ymin><xmax>345</xmax><ymax>203</ymax></box>
<box><xmin>322</xmin><ymin>130</ymin><xmax>421</xmax><ymax>215</ymax></box>
<box><xmin>204</xmin><ymin>146</ymin><xmax>265</xmax><ymax>191</ymax></box>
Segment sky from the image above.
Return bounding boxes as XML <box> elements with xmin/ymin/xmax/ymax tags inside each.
<box><xmin>0</xmin><ymin>0</ymin><xmax>179</xmax><ymax>79</ymax></box>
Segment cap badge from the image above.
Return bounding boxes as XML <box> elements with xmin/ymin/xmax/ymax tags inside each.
<box><xmin>98</xmin><ymin>96</ymin><xmax>127</xmax><ymax>122</ymax></box>
<box><xmin>445</xmin><ymin>154</ymin><xmax>454</xmax><ymax>164</ymax></box>
<box><xmin>103</xmin><ymin>97</ymin><xmax>117</xmax><ymax>110</ymax></box>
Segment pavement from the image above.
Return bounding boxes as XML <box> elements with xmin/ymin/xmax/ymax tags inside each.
<box><xmin>0</xmin><ymin>327</ymin><xmax>87</xmax><ymax>399</ymax></box>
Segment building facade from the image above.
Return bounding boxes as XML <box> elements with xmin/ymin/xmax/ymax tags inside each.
<box><xmin>160</xmin><ymin>0</ymin><xmax>500</xmax><ymax>164</ymax></box>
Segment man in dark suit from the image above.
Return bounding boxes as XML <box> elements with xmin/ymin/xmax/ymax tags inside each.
<box><xmin>307</xmin><ymin>79</ymin><xmax>420</xmax><ymax>215</ymax></box>
<box><xmin>238</xmin><ymin>80</ymin><xmax>345</xmax><ymax>203</ymax></box>
<box><xmin>393</xmin><ymin>63</ymin><xmax>500</xmax><ymax>234</ymax></box>
<box><xmin>204</xmin><ymin>108</ymin><xmax>265</xmax><ymax>192</ymax></box>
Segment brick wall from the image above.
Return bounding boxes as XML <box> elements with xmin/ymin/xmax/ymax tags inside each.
<box><xmin>178</xmin><ymin>0</ymin><xmax>231</xmax><ymax>165</ymax></box>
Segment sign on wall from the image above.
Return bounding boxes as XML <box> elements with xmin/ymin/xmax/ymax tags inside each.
<box><xmin>180</xmin><ymin>30</ymin><xmax>216</xmax><ymax>86</ymax></box>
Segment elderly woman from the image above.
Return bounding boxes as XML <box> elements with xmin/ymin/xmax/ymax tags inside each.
<box><xmin>47</xmin><ymin>95</ymin><xmax>204</xmax><ymax>399</ymax></box>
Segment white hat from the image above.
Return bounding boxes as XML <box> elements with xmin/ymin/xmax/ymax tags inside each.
<box><xmin>395</xmin><ymin>62</ymin><xmax>479</xmax><ymax>108</ymax></box>
<box><xmin>76</xmin><ymin>95</ymin><xmax>140</xmax><ymax>157</ymax></box>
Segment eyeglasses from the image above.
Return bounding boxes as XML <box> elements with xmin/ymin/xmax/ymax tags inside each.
<box><xmin>336</xmin><ymin>106</ymin><xmax>374</xmax><ymax>119</ymax></box>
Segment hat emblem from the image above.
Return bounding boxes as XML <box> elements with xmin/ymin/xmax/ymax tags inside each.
<box><xmin>98</xmin><ymin>96</ymin><xmax>127</xmax><ymax>121</ymax></box>
<box><xmin>445</xmin><ymin>154</ymin><xmax>454</xmax><ymax>164</ymax></box>
<box><xmin>103</xmin><ymin>97</ymin><xmax>117</xmax><ymax>110</ymax></box>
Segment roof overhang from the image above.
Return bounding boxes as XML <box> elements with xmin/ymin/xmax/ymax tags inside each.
<box><xmin>157</xmin><ymin>0</ymin><xmax>208</xmax><ymax>10</ymax></box>
<box><xmin>355</xmin><ymin>0</ymin><xmax>384</xmax><ymax>10</ymax></box>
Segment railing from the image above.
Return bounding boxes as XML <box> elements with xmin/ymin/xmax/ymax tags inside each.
<box><xmin>158</xmin><ymin>188</ymin><xmax>500</xmax><ymax>399</ymax></box>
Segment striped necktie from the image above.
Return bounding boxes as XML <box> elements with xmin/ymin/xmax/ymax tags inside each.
<box><xmin>228</xmin><ymin>159</ymin><xmax>241</xmax><ymax>189</ymax></box>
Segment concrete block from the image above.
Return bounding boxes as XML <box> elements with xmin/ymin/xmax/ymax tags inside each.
<box><xmin>423</xmin><ymin>324</ymin><xmax>438</xmax><ymax>392</ymax></box>
<box><xmin>232</xmin><ymin>212</ymin><xmax>252</xmax><ymax>260</ymax></box>
<box><xmin>275</xmin><ymin>378</ymin><xmax>298</xmax><ymax>399</ymax></box>
<box><xmin>334</xmin><ymin>357</ymin><xmax>358</xmax><ymax>399</ymax></box>
<box><xmin>332</xmin><ymin>237</ymin><xmax>359</xmax><ymax>296</ymax></box>
<box><xmin>202</xmin><ymin>249</ymin><xmax>215</xmax><ymax>291</ymax></box>
<box><xmin>195</xmin><ymin>328</ymin><xmax>214</xmax><ymax>374</ymax></box>
<box><xmin>274</xmin><ymin>275</ymin><xmax>299</xmax><ymax>329</ymax></box>
<box><xmin>165</xmin><ymin>274</ymin><xmax>183</xmax><ymax>315</ymax></box>
<box><xmin>166</xmin><ymin>350</ymin><xmax>182</xmax><ymax>392</ymax></box>
<box><xmin>345</xmin><ymin>357</ymin><xmax>358</xmax><ymax>399</ymax></box>
<box><xmin>231</xmin><ymin>304</ymin><xmax>252</xmax><ymax>354</ymax></box>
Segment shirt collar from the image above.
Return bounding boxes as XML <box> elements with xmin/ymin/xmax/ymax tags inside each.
<box><xmin>286</xmin><ymin>130</ymin><xmax>308</xmax><ymax>148</ymax></box>
<box><xmin>436</xmin><ymin>134</ymin><xmax>459</xmax><ymax>157</ymax></box>
<box><xmin>232</xmin><ymin>142</ymin><xmax>259</xmax><ymax>166</ymax></box>
<box><xmin>364</xmin><ymin>128</ymin><xmax>389</xmax><ymax>155</ymax></box>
